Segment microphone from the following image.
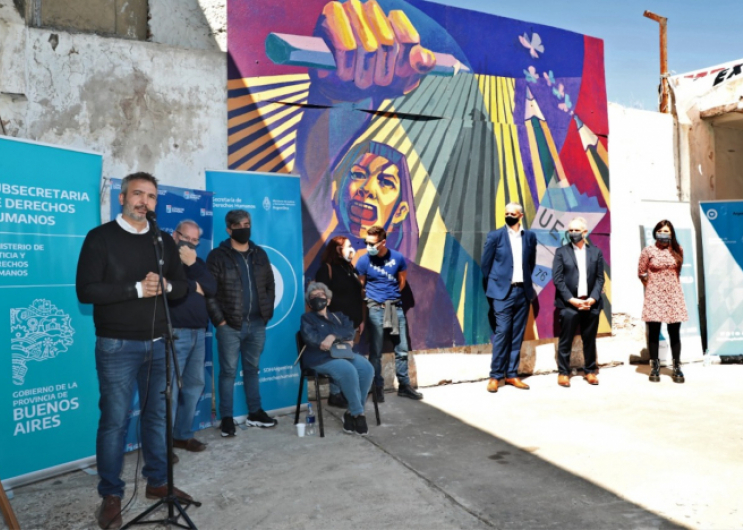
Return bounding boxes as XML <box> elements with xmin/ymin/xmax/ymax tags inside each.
<box><xmin>145</xmin><ymin>210</ymin><xmax>164</xmax><ymax>254</ymax></box>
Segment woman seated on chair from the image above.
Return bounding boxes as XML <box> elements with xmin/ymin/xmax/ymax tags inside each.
<box><xmin>300</xmin><ymin>281</ymin><xmax>374</xmax><ymax>436</ymax></box>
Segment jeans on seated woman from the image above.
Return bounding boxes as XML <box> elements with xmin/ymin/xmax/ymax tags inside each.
<box><xmin>300</xmin><ymin>281</ymin><xmax>374</xmax><ymax>435</ymax></box>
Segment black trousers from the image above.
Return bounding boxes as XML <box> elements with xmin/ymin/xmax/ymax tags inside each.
<box><xmin>647</xmin><ymin>322</ymin><xmax>681</xmax><ymax>361</ymax></box>
<box><xmin>557</xmin><ymin>307</ymin><xmax>600</xmax><ymax>375</ymax></box>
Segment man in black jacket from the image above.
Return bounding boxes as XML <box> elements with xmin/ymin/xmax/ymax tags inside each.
<box><xmin>552</xmin><ymin>216</ymin><xmax>605</xmax><ymax>387</ymax></box>
<box><xmin>206</xmin><ymin>209</ymin><xmax>276</xmax><ymax>436</ymax></box>
<box><xmin>169</xmin><ymin>220</ymin><xmax>217</xmax><ymax>452</ymax></box>
<box><xmin>76</xmin><ymin>172</ymin><xmax>191</xmax><ymax>530</ymax></box>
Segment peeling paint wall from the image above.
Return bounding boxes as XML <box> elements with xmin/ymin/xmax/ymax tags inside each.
<box><xmin>149</xmin><ymin>0</ymin><xmax>227</xmax><ymax>51</ymax></box>
<box><xmin>0</xmin><ymin>0</ymin><xmax>227</xmax><ymax>216</ymax></box>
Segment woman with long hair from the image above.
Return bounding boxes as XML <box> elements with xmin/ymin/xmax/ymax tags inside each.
<box><xmin>638</xmin><ymin>219</ymin><xmax>688</xmax><ymax>383</ymax></box>
<box><xmin>315</xmin><ymin>235</ymin><xmax>365</xmax><ymax>407</ymax></box>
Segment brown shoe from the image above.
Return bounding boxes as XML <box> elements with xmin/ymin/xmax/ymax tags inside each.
<box><xmin>584</xmin><ymin>373</ymin><xmax>599</xmax><ymax>385</ymax></box>
<box><xmin>145</xmin><ymin>484</ymin><xmax>194</xmax><ymax>503</ymax></box>
<box><xmin>558</xmin><ymin>374</ymin><xmax>570</xmax><ymax>387</ymax></box>
<box><xmin>97</xmin><ymin>495</ymin><xmax>122</xmax><ymax>530</ymax></box>
<box><xmin>504</xmin><ymin>377</ymin><xmax>530</xmax><ymax>390</ymax></box>
<box><xmin>486</xmin><ymin>378</ymin><xmax>500</xmax><ymax>393</ymax></box>
<box><xmin>173</xmin><ymin>438</ymin><xmax>207</xmax><ymax>452</ymax></box>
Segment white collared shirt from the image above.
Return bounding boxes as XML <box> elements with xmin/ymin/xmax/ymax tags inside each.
<box><xmin>116</xmin><ymin>213</ymin><xmax>150</xmax><ymax>234</ymax></box>
<box><xmin>508</xmin><ymin>227</ymin><xmax>523</xmax><ymax>283</ymax></box>
<box><xmin>572</xmin><ymin>243</ymin><xmax>588</xmax><ymax>297</ymax></box>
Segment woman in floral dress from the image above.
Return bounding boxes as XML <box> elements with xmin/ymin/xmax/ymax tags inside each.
<box><xmin>638</xmin><ymin>220</ymin><xmax>688</xmax><ymax>383</ymax></box>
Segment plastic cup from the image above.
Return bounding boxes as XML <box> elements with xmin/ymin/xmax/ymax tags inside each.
<box><xmin>296</xmin><ymin>422</ymin><xmax>306</xmax><ymax>437</ymax></box>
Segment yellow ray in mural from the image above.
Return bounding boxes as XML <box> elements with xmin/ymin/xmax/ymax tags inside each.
<box><xmin>602</xmin><ymin>270</ymin><xmax>612</xmax><ymax>304</ymax></box>
<box><xmin>228</xmin><ymin>102</ymin><xmax>303</xmax><ymax>145</ymax></box>
<box><xmin>456</xmin><ymin>261</ymin><xmax>468</xmax><ymax>331</ymax></box>
<box><xmin>229</xmin><ymin>113</ymin><xmax>301</xmax><ymax>167</ymax></box>
<box><xmin>541</xmin><ymin>123</ymin><xmax>568</xmax><ymax>184</ymax></box>
<box><xmin>228</xmin><ymin>74</ymin><xmax>310</xmax><ymax>90</ymax></box>
<box><xmin>596</xmin><ymin>141</ymin><xmax>609</xmax><ymax>166</ymax></box>
<box><xmin>525</xmin><ymin>122</ymin><xmax>547</xmax><ymax>200</ymax></box>
<box><xmin>228</xmin><ymin>82</ymin><xmax>311</xmax><ymax>111</ymax></box>
<box><xmin>586</xmin><ymin>150</ymin><xmax>611</xmax><ymax>208</ymax></box>
<box><xmin>228</xmin><ymin>92</ymin><xmax>307</xmax><ymax>129</ymax></box>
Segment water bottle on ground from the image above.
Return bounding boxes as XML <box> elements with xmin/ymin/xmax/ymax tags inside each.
<box><xmin>306</xmin><ymin>403</ymin><xmax>317</xmax><ymax>436</ymax></box>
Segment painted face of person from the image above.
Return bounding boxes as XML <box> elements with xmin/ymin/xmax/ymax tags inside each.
<box><xmin>119</xmin><ymin>179</ymin><xmax>158</xmax><ymax>225</ymax></box>
<box><xmin>341</xmin><ymin>153</ymin><xmax>409</xmax><ymax>239</ymax></box>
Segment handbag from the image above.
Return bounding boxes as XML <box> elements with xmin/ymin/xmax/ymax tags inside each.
<box><xmin>328</xmin><ymin>313</ymin><xmax>354</xmax><ymax>359</ymax></box>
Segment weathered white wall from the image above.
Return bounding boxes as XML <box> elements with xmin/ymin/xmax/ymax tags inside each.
<box><xmin>607</xmin><ymin>103</ymin><xmax>680</xmax><ymax>317</ymax></box>
<box><xmin>713</xmin><ymin>125</ymin><xmax>743</xmax><ymax>200</ymax></box>
<box><xmin>149</xmin><ymin>0</ymin><xmax>227</xmax><ymax>52</ymax></box>
<box><xmin>0</xmin><ymin>0</ymin><xmax>227</xmax><ymax>216</ymax></box>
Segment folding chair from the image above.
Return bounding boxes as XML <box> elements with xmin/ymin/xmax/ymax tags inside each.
<box><xmin>294</xmin><ymin>332</ymin><xmax>380</xmax><ymax>438</ymax></box>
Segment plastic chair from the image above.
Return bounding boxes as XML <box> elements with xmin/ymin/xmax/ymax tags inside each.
<box><xmin>294</xmin><ymin>332</ymin><xmax>380</xmax><ymax>437</ymax></box>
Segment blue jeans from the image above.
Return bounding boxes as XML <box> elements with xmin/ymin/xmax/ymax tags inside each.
<box><xmin>216</xmin><ymin>318</ymin><xmax>265</xmax><ymax>417</ymax></box>
<box><xmin>490</xmin><ymin>285</ymin><xmax>529</xmax><ymax>379</ymax></box>
<box><xmin>172</xmin><ymin>328</ymin><xmax>206</xmax><ymax>440</ymax></box>
<box><xmin>94</xmin><ymin>338</ymin><xmax>167</xmax><ymax>498</ymax></box>
<box><xmin>367</xmin><ymin>305</ymin><xmax>410</xmax><ymax>387</ymax></box>
<box><xmin>315</xmin><ymin>354</ymin><xmax>374</xmax><ymax>416</ymax></box>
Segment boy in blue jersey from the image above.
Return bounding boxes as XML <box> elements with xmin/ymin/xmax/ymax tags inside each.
<box><xmin>356</xmin><ymin>226</ymin><xmax>423</xmax><ymax>402</ymax></box>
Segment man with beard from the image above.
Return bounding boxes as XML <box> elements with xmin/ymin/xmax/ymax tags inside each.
<box><xmin>76</xmin><ymin>172</ymin><xmax>191</xmax><ymax>530</ymax></box>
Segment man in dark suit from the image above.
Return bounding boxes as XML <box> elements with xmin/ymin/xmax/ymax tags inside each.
<box><xmin>552</xmin><ymin>217</ymin><xmax>605</xmax><ymax>387</ymax></box>
<box><xmin>481</xmin><ymin>203</ymin><xmax>538</xmax><ymax>392</ymax></box>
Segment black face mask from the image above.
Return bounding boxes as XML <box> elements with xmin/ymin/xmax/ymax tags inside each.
<box><xmin>505</xmin><ymin>215</ymin><xmax>520</xmax><ymax>227</ymax></box>
<box><xmin>177</xmin><ymin>240</ymin><xmax>197</xmax><ymax>251</ymax></box>
<box><xmin>309</xmin><ymin>297</ymin><xmax>328</xmax><ymax>312</ymax></box>
<box><xmin>656</xmin><ymin>233</ymin><xmax>671</xmax><ymax>245</ymax></box>
<box><xmin>231</xmin><ymin>227</ymin><xmax>251</xmax><ymax>244</ymax></box>
<box><xmin>568</xmin><ymin>232</ymin><xmax>583</xmax><ymax>244</ymax></box>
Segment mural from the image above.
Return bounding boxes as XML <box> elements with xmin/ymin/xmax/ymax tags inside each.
<box><xmin>227</xmin><ymin>0</ymin><xmax>611</xmax><ymax>349</ymax></box>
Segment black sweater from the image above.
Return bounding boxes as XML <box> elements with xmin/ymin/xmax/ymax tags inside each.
<box><xmin>169</xmin><ymin>257</ymin><xmax>217</xmax><ymax>329</ymax></box>
<box><xmin>76</xmin><ymin>221</ymin><xmax>187</xmax><ymax>340</ymax></box>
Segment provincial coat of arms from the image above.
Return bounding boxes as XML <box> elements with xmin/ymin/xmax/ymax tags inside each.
<box><xmin>10</xmin><ymin>299</ymin><xmax>75</xmax><ymax>385</ymax></box>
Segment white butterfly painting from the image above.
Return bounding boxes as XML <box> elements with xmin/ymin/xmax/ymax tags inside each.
<box><xmin>519</xmin><ymin>32</ymin><xmax>544</xmax><ymax>59</ymax></box>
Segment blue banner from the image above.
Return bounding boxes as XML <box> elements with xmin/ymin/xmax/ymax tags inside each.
<box><xmin>110</xmin><ymin>180</ymin><xmax>215</xmax><ymax>450</ymax></box>
<box><xmin>700</xmin><ymin>201</ymin><xmax>743</xmax><ymax>356</ymax></box>
<box><xmin>206</xmin><ymin>170</ymin><xmax>304</xmax><ymax>418</ymax></box>
<box><xmin>1</xmin><ymin>137</ymin><xmax>102</xmax><ymax>486</ymax></box>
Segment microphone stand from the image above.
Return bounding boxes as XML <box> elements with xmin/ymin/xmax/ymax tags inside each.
<box><xmin>123</xmin><ymin>212</ymin><xmax>201</xmax><ymax>529</ymax></box>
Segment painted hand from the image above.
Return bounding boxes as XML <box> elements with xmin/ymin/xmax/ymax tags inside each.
<box><xmin>314</xmin><ymin>0</ymin><xmax>436</xmax><ymax>100</ymax></box>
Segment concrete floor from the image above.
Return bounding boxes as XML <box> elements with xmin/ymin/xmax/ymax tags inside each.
<box><xmin>3</xmin><ymin>363</ymin><xmax>741</xmax><ymax>530</ymax></box>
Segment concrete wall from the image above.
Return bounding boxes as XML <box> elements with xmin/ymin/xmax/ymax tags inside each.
<box><xmin>607</xmin><ymin>103</ymin><xmax>679</xmax><ymax>318</ymax></box>
<box><xmin>149</xmin><ymin>0</ymin><xmax>226</xmax><ymax>52</ymax></box>
<box><xmin>0</xmin><ymin>0</ymin><xmax>227</xmax><ymax>216</ymax></box>
<box><xmin>714</xmin><ymin>125</ymin><xmax>743</xmax><ymax>199</ymax></box>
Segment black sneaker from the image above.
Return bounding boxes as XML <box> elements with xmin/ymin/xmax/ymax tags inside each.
<box><xmin>354</xmin><ymin>414</ymin><xmax>368</xmax><ymax>436</ymax></box>
<box><xmin>342</xmin><ymin>411</ymin><xmax>355</xmax><ymax>434</ymax></box>
<box><xmin>246</xmin><ymin>409</ymin><xmax>278</xmax><ymax>428</ymax></box>
<box><xmin>373</xmin><ymin>385</ymin><xmax>385</xmax><ymax>403</ymax></box>
<box><xmin>220</xmin><ymin>416</ymin><xmax>236</xmax><ymax>437</ymax></box>
<box><xmin>327</xmin><ymin>392</ymin><xmax>349</xmax><ymax>408</ymax></box>
<box><xmin>398</xmin><ymin>384</ymin><xmax>423</xmax><ymax>400</ymax></box>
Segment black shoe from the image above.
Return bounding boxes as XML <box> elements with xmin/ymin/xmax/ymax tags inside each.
<box><xmin>246</xmin><ymin>409</ymin><xmax>278</xmax><ymax>428</ymax></box>
<box><xmin>649</xmin><ymin>359</ymin><xmax>661</xmax><ymax>383</ymax></box>
<box><xmin>220</xmin><ymin>416</ymin><xmax>236</xmax><ymax>437</ymax></box>
<box><xmin>354</xmin><ymin>414</ymin><xmax>368</xmax><ymax>436</ymax></box>
<box><xmin>327</xmin><ymin>392</ymin><xmax>349</xmax><ymax>408</ymax></box>
<box><xmin>342</xmin><ymin>411</ymin><xmax>355</xmax><ymax>434</ymax></box>
<box><xmin>373</xmin><ymin>385</ymin><xmax>385</xmax><ymax>403</ymax></box>
<box><xmin>672</xmin><ymin>360</ymin><xmax>685</xmax><ymax>383</ymax></box>
<box><xmin>398</xmin><ymin>384</ymin><xmax>423</xmax><ymax>400</ymax></box>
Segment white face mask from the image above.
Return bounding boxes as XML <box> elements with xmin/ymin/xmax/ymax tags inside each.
<box><xmin>367</xmin><ymin>245</ymin><xmax>379</xmax><ymax>257</ymax></box>
<box><xmin>342</xmin><ymin>246</ymin><xmax>355</xmax><ymax>262</ymax></box>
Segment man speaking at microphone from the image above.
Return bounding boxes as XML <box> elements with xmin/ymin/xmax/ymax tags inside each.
<box><xmin>76</xmin><ymin>172</ymin><xmax>191</xmax><ymax>530</ymax></box>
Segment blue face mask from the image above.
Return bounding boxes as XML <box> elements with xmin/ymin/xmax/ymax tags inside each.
<box><xmin>367</xmin><ymin>246</ymin><xmax>379</xmax><ymax>257</ymax></box>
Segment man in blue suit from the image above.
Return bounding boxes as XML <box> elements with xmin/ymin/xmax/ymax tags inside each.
<box><xmin>552</xmin><ymin>217</ymin><xmax>605</xmax><ymax>387</ymax></box>
<box><xmin>481</xmin><ymin>203</ymin><xmax>538</xmax><ymax>392</ymax></box>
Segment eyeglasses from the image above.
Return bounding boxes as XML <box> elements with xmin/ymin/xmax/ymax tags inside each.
<box><xmin>176</xmin><ymin>230</ymin><xmax>200</xmax><ymax>245</ymax></box>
